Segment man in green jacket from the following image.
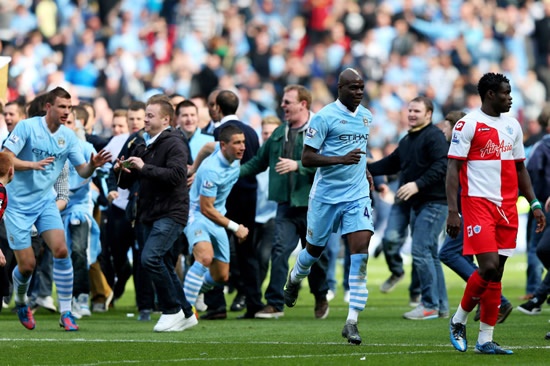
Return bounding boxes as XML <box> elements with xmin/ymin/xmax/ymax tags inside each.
<box><xmin>240</xmin><ymin>85</ymin><xmax>330</xmax><ymax>319</ymax></box>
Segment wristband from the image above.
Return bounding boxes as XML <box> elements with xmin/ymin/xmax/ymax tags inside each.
<box><xmin>227</xmin><ymin>220</ymin><xmax>239</xmax><ymax>233</ymax></box>
<box><xmin>531</xmin><ymin>199</ymin><xmax>542</xmax><ymax>212</ymax></box>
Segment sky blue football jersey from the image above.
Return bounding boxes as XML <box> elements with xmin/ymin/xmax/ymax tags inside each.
<box><xmin>305</xmin><ymin>100</ymin><xmax>372</xmax><ymax>204</ymax></box>
<box><xmin>188</xmin><ymin>149</ymin><xmax>240</xmax><ymax>218</ymax></box>
<box><xmin>3</xmin><ymin>117</ymin><xmax>86</xmax><ymax>212</ymax></box>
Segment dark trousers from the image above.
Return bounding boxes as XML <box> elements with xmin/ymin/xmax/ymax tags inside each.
<box><xmin>141</xmin><ymin>217</ymin><xmax>192</xmax><ymax>317</ymax></box>
<box><xmin>101</xmin><ymin>206</ymin><xmax>133</xmax><ymax>299</ymax></box>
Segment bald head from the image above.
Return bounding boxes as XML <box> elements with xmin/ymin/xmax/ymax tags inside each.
<box><xmin>337</xmin><ymin>68</ymin><xmax>364</xmax><ymax>112</ymax></box>
<box><xmin>338</xmin><ymin>68</ymin><xmax>362</xmax><ymax>87</ymax></box>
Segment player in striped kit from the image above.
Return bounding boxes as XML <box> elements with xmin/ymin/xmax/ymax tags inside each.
<box><xmin>447</xmin><ymin>73</ymin><xmax>546</xmax><ymax>354</ymax></box>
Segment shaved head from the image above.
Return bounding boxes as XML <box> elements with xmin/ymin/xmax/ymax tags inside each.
<box><xmin>338</xmin><ymin>68</ymin><xmax>362</xmax><ymax>86</ymax></box>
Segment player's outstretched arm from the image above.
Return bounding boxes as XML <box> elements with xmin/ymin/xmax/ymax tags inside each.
<box><xmin>199</xmin><ymin>195</ymin><xmax>249</xmax><ymax>241</ymax></box>
<box><xmin>446</xmin><ymin>158</ymin><xmax>464</xmax><ymax>239</ymax></box>
<box><xmin>75</xmin><ymin>149</ymin><xmax>113</xmax><ymax>179</ymax></box>
<box><xmin>302</xmin><ymin>145</ymin><xmax>365</xmax><ymax>168</ymax></box>
<box><xmin>516</xmin><ymin>161</ymin><xmax>546</xmax><ymax>233</ymax></box>
<box><xmin>3</xmin><ymin>148</ymin><xmax>54</xmax><ymax>171</ymax></box>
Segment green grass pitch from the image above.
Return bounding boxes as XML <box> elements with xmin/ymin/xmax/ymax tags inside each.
<box><xmin>0</xmin><ymin>253</ymin><xmax>548</xmax><ymax>365</ymax></box>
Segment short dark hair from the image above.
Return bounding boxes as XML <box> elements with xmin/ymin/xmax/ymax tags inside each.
<box><xmin>410</xmin><ymin>96</ymin><xmax>434</xmax><ymax>116</ymax></box>
<box><xmin>176</xmin><ymin>100</ymin><xmax>198</xmax><ymax>116</ymax></box>
<box><xmin>0</xmin><ymin>151</ymin><xmax>14</xmax><ymax>177</ymax></box>
<box><xmin>79</xmin><ymin>102</ymin><xmax>95</xmax><ymax>117</ymax></box>
<box><xmin>218</xmin><ymin>124</ymin><xmax>243</xmax><ymax>143</ymax></box>
<box><xmin>477</xmin><ymin>73</ymin><xmax>510</xmax><ymax>102</ymax></box>
<box><xmin>26</xmin><ymin>93</ymin><xmax>49</xmax><ymax>117</ymax></box>
<box><xmin>128</xmin><ymin>100</ymin><xmax>146</xmax><ymax>112</ymax></box>
<box><xmin>216</xmin><ymin>90</ymin><xmax>239</xmax><ymax>116</ymax></box>
<box><xmin>538</xmin><ymin>103</ymin><xmax>550</xmax><ymax>130</ymax></box>
<box><xmin>45</xmin><ymin>87</ymin><xmax>71</xmax><ymax>106</ymax></box>
<box><xmin>444</xmin><ymin>110</ymin><xmax>466</xmax><ymax>129</ymax></box>
<box><xmin>73</xmin><ymin>105</ymin><xmax>90</xmax><ymax>125</ymax></box>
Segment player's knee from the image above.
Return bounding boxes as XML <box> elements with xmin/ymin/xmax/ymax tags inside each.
<box><xmin>479</xmin><ymin>263</ymin><xmax>500</xmax><ymax>281</ymax></box>
<box><xmin>197</xmin><ymin>255</ymin><xmax>213</xmax><ymax>267</ymax></box>
<box><xmin>18</xmin><ymin>260</ymin><xmax>36</xmax><ymax>276</ymax></box>
<box><xmin>52</xmin><ymin>246</ymin><xmax>68</xmax><ymax>259</ymax></box>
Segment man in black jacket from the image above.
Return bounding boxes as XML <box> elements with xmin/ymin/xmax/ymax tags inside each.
<box><xmin>369</xmin><ymin>96</ymin><xmax>449</xmax><ymax>320</ymax></box>
<box><xmin>115</xmin><ymin>95</ymin><xmax>196</xmax><ymax>332</ymax></box>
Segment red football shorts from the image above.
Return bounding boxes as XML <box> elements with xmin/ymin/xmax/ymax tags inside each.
<box><xmin>461</xmin><ymin>196</ymin><xmax>518</xmax><ymax>255</ymax></box>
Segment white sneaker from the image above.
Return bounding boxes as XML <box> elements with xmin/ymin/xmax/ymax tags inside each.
<box><xmin>77</xmin><ymin>294</ymin><xmax>91</xmax><ymax>317</ymax></box>
<box><xmin>35</xmin><ymin>296</ymin><xmax>57</xmax><ymax>312</ymax></box>
<box><xmin>343</xmin><ymin>290</ymin><xmax>350</xmax><ymax>304</ymax></box>
<box><xmin>195</xmin><ymin>293</ymin><xmax>207</xmax><ymax>312</ymax></box>
<box><xmin>154</xmin><ymin>310</ymin><xmax>198</xmax><ymax>332</ymax></box>
<box><xmin>2</xmin><ymin>299</ymin><xmax>9</xmax><ymax>309</ymax></box>
<box><xmin>71</xmin><ymin>298</ymin><xmax>83</xmax><ymax>319</ymax></box>
<box><xmin>326</xmin><ymin>290</ymin><xmax>336</xmax><ymax>302</ymax></box>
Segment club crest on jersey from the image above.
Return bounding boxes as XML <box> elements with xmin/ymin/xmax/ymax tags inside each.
<box><xmin>480</xmin><ymin>139</ymin><xmax>512</xmax><ymax>158</ymax></box>
<box><xmin>363</xmin><ymin>116</ymin><xmax>370</xmax><ymax>127</ymax></box>
<box><xmin>57</xmin><ymin>137</ymin><xmax>66</xmax><ymax>147</ymax></box>
<box><xmin>506</xmin><ymin>125</ymin><xmax>513</xmax><ymax>135</ymax></box>
<box><xmin>306</xmin><ymin>127</ymin><xmax>317</xmax><ymax>139</ymax></box>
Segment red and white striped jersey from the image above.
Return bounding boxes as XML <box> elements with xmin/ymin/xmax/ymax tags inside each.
<box><xmin>448</xmin><ymin>109</ymin><xmax>525</xmax><ymax>206</ymax></box>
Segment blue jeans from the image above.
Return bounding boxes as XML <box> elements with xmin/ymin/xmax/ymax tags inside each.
<box><xmin>533</xmin><ymin>209</ymin><xmax>550</xmax><ymax>300</ymax></box>
<box><xmin>141</xmin><ymin>217</ymin><xmax>192</xmax><ymax>317</ymax></box>
<box><xmin>264</xmin><ymin>203</ymin><xmax>329</xmax><ymax>311</ymax></box>
<box><xmin>439</xmin><ymin>218</ymin><xmax>510</xmax><ymax>306</ymax></box>
<box><xmin>68</xmin><ymin>221</ymin><xmax>91</xmax><ymax>296</ymax></box>
<box><xmin>382</xmin><ymin>203</ymin><xmax>421</xmax><ymax>296</ymax></box>
<box><xmin>527</xmin><ymin>213</ymin><xmax>545</xmax><ymax>294</ymax></box>
<box><xmin>410</xmin><ymin>202</ymin><xmax>448</xmax><ymax>312</ymax></box>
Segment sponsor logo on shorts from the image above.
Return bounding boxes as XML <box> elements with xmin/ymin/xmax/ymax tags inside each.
<box><xmin>306</xmin><ymin>127</ymin><xmax>317</xmax><ymax>139</ymax></box>
<box><xmin>9</xmin><ymin>235</ymin><xmax>13</xmax><ymax>243</ymax></box>
<box><xmin>467</xmin><ymin>225</ymin><xmax>473</xmax><ymax>237</ymax></box>
<box><xmin>474</xmin><ymin>225</ymin><xmax>481</xmax><ymax>234</ymax></box>
<box><xmin>307</xmin><ymin>228</ymin><xmax>313</xmax><ymax>238</ymax></box>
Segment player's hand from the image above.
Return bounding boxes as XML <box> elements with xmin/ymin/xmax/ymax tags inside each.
<box><xmin>275</xmin><ymin>158</ymin><xmax>298</xmax><ymax>175</ymax></box>
<box><xmin>33</xmin><ymin>156</ymin><xmax>55</xmax><ymax>170</ymax></box>
<box><xmin>114</xmin><ymin>156</ymin><xmax>131</xmax><ymax>174</ymax></box>
<box><xmin>446</xmin><ymin>211</ymin><xmax>461</xmax><ymax>239</ymax></box>
<box><xmin>91</xmin><ymin>149</ymin><xmax>112</xmax><ymax>169</ymax></box>
<box><xmin>0</xmin><ymin>248</ymin><xmax>5</xmax><ymax>267</ymax></box>
<box><xmin>107</xmin><ymin>191</ymin><xmax>119</xmax><ymax>203</ymax></box>
<box><xmin>533</xmin><ymin>207</ymin><xmax>546</xmax><ymax>234</ymax></box>
<box><xmin>341</xmin><ymin>149</ymin><xmax>366</xmax><ymax>165</ymax></box>
<box><xmin>235</xmin><ymin>224</ymin><xmax>249</xmax><ymax>243</ymax></box>
<box><xmin>126</xmin><ymin>156</ymin><xmax>145</xmax><ymax>171</ymax></box>
<box><xmin>396</xmin><ymin>182</ymin><xmax>419</xmax><ymax>201</ymax></box>
<box><xmin>366</xmin><ymin>168</ymin><xmax>374</xmax><ymax>190</ymax></box>
<box><xmin>545</xmin><ymin>197</ymin><xmax>550</xmax><ymax>212</ymax></box>
<box><xmin>187</xmin><ymin>172</ymin><xmax>196</xmax><ymax>187</ymax></box>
